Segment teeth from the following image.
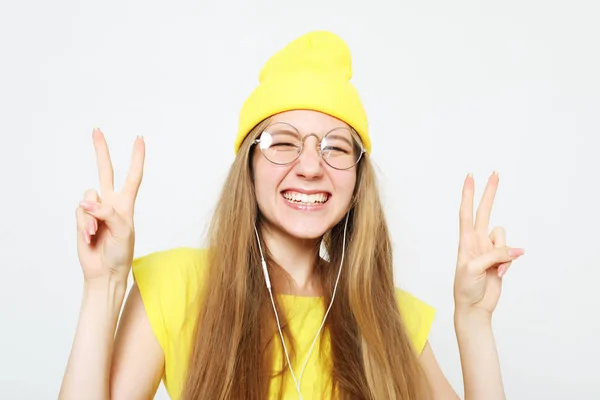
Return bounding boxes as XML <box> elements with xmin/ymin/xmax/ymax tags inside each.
<box><xmin>282</xmin><ymin>191</ymin><xmax>329</xmax><ymax>204</ymax></box>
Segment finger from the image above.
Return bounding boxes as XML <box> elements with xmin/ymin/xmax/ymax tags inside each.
<box><xmin>75</xmin><ymin>206</ymin><xmax>92</xmax><ymax>245</ymax></box>
<box><xmin>466</xmin><ymin>246</ymin><xmax>524</xmax><ymax>276</ymax></box>
<box><xmin>489</xmin><ymin>226</ymin><xmax>511</xmax><ymax>275</ymax></box>
<box><xmin>459</xmin><ymin>173</ymin><xmax>474</xmax><ymax>238</ymax></box>
<box><xmin>489</xmin><ymin>226</ymin><xmax>506</xmax><ymax>247</ymax></box>
<box><xmin>79</xmin><ymin>200</ymin><xmax>130</xmax><ymax>238</ymax></box>
<box><xmin>83</xmin><ymin>189</ymin><xmax>100</xmax><ymax>235</ymax></box>
<box><xmin>83</xmin><ymin>189</ymin><xmax>100</xmax><ymax>202</ymax></box>
<box><xmin>474</xmin><ymin>172</ymin><xmax>499</xmax><ymax>233</ymax></box>
<box><xmin>92</xmin><ymin>128</ymin><xmax>115</xmax><ymax>195</ymax></box>
<box><xmin>497</xmin><ymin>261</ymin><xmax>512</xmax><ymax>278</ymax></box>
<box><xmin>122</xmin><ymin>136</ymin><xmax>146</xmax><ymax>201</ymax></box>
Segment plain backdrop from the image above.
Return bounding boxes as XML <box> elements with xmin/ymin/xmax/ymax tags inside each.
<box><xmin>1</xmin><ymin>0</ymin><xmax>599</xmax><ymax>399</ymax></box>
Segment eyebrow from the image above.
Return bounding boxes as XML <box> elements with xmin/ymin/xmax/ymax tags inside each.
<box><xmin>324</xmin><ymin>133</ymin><xmax>353</xmax><ymax>148</ymax></box>
<box><xmin>269</xmin><ymin>124</ymin><xmax>359</xmax><ymax>147</ymax></box>
<box><xmin>271</xmin><ymin>128</ymin><xmax>298</xmax><ymax>136</ymax></box>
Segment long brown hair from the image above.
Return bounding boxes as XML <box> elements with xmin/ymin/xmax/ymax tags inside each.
<box><xmin>181</xmin><ymin>119</ymin><xmax>429</xmax><ymax>399</ymax></box>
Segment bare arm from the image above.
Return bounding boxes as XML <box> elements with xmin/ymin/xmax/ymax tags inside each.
<box><xmin>60</xmin><ymin>129</ymin><xmax>159</xmax><ymax>399</ymax></box>
<box><xmin>441</xmin><ymin>173</ymin><xmax>523</xmax><ymax>399</ymax></box>
<box><xmin>419</xmin><ymin>341</ymin><xmax>460</xmax><ymax>400</ymax></box>
<box><xmin>454</xmin><ymin>314</ymin><xmax>503</xmax><ymax>400</ymax></box>
<box><xmin>59</xmin><ymin>282</ymin><xmax>164</xmax><ymax>400</ymax></box>
<box><xmin>110</xmin><ymin>283</ymin><xmax>164</xmax><ymax>399</ymax></box>
<box><xmin>420</xmin><ymin>319</ymin><xmax>503</xmax><ymax>400</ymax></box>
<box><xmin>58</xmin><ymin>277</ymin><xmax>126</xmax><ymax>400</ymax></box>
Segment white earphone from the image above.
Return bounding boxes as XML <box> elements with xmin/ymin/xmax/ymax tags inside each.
<box><xmin>253</xmin><ymin>212</ymin><xmax>350</xmax><ymax>400</ymax></box>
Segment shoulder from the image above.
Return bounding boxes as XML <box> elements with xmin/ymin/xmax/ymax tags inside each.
<box><xmin>132</xmin><ymin>247</ymin><xmax>207</xmax><ymax>287</ymax></box>
<box><xmin>131</xmin><ymin>247</ymin><xmax>208</xmax><ymax>351</ymax></box>
<box><xmin>394</xmin><ymin>288</ymin><xmax>436</xmax><ymax>355</ymax></box>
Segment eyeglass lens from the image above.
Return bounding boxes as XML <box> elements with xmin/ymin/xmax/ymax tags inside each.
<box><xmin>257</xmin><ymin>123</ymin><xmax>364</xmax><ymax>170</ymax></box>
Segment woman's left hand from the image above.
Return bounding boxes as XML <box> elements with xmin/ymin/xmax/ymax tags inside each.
<box><xmin>453</xmin><ymin>172</ymin><xmax>525</xmax><ymax>321</ymax></box>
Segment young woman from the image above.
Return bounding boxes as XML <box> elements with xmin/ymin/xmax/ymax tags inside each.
<box><xmin>59</xmin><ymin>31</ymin><xmax>524</xmax><ymax>400</ymax></box>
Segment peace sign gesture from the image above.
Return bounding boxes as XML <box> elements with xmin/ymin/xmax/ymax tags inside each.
<box><xmin>75</xmin><ymin>128</ymin><xmax>146</xmax><ymax>284</ymax></box>
<box><xmin>453</xmin><ymin>172</ymin><xmax>525</xmax><ymax>318</ymax></box>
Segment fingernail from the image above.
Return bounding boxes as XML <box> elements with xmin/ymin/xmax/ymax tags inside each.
<box><xmin>83</xmin><ymin>230</ymin><xmax>91</xmax><ymax>244</ymax></box>
<box><xmin>498</xmin><ymin>265</ymin><xmax>507</xmax><ymax>277</ymax></box>
<box><xmin>87</xmin><ymin>221</ymin><xmax>95</xmax><ymax>235</ymax></box>
<box><xmin>508</xmin><ymin>248</ymin><xmax>524</xmax><ymax>258</ymax></box>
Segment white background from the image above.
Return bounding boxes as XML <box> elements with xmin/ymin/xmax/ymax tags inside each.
<box><xmin>1</xmin><ymin>1</ymin><xmax>599</xmax><ymax>399</ymax></box>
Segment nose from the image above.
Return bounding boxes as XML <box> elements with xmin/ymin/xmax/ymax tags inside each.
<box><xmin>295</xmin><ymin>134</ymin><xmax>323</xmax><ymax>179</ymax></box>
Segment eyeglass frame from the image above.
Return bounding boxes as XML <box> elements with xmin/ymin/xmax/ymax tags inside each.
<box><xmin>251</xmin><ymin>122</ymin><xmax>367</xmax><ymax>170</ymax></box>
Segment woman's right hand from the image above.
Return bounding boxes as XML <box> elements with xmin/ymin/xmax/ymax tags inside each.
<box><xmin>75</xmin><ymin>128</ymin><xmax>146</xmax><ymax>284</ymax></box>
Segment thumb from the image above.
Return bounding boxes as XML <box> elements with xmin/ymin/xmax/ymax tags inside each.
<box><xmin>79</xmin><ymin>201</ymin><xmax>131</xmax><ymax>238</ymax></box>
<box><xmin>466</xmin><ymin>246</ymin><xmax>525</xmax><ymax>275</ymax></box>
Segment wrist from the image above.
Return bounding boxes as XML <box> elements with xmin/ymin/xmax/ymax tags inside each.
<box><xmin>454</xmin><ymin>308</ymin><xmax>493</xmax><ymax>336</ymax></box>
<box><xmin>83</xmin><ymin>275</ymin><xmax>128</xmax><ymax>315</ymax></box>
<box><xmin>84</xmin><ymin>273</ymin><xmax>128</xmax><ymax>292</ymax></box>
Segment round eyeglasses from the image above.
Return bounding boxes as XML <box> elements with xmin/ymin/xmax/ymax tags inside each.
<box><xmin>253</xmin><ymin>122</ymin><xmax>366</xmax><ymax>170</ymax></box>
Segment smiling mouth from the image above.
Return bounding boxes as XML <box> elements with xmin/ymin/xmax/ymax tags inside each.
<box><xmin>281</xmin><ymin>190</ymin><xmax>330</xmax><ymax>205</ymax></box>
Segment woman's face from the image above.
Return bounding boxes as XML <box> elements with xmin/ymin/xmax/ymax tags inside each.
<box><xmin>252</xmin><ymin>110</ymin><xmax>360</xmax><ymax>240</ymax></box>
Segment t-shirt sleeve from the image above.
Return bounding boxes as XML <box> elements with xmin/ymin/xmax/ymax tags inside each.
<box><xmin>131</xmin><ymin>247</ymin><xmax>206</xmax><ymax>354</ymax></box>
<box><xmin>395</xmin><ymin>288</ymin><xmax>436</xmax><ymax>355</ymax></box>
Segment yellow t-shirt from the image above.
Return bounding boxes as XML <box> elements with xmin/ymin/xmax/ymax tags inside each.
<box><xmin>132</xmin><ymin>247</ymin><xmax>435</xmax><ymax>400</ymax></box>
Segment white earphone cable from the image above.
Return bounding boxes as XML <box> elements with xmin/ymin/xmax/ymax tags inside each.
<box><xmin>253</xmin><ymin>212</ymin><xmax>350</xmax><ymax>400</ymax></box>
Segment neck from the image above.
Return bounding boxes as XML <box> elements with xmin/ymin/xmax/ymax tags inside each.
<box><xmin>260</xmin><ymin>223</ymin><xmax>322</xmax><ymax>296</ymax></box>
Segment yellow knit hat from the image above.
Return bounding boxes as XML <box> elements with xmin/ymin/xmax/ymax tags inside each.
<box><xmin>234</xmin><ymin>30</ymin><xmax>371</xmax><ymax>154</ymax></box>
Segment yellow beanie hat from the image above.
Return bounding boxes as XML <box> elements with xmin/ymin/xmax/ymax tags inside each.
<box><xmin>234</xmin><ymin>30</ymin><xmax>371</xmax><ymax>154</ymax></box>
